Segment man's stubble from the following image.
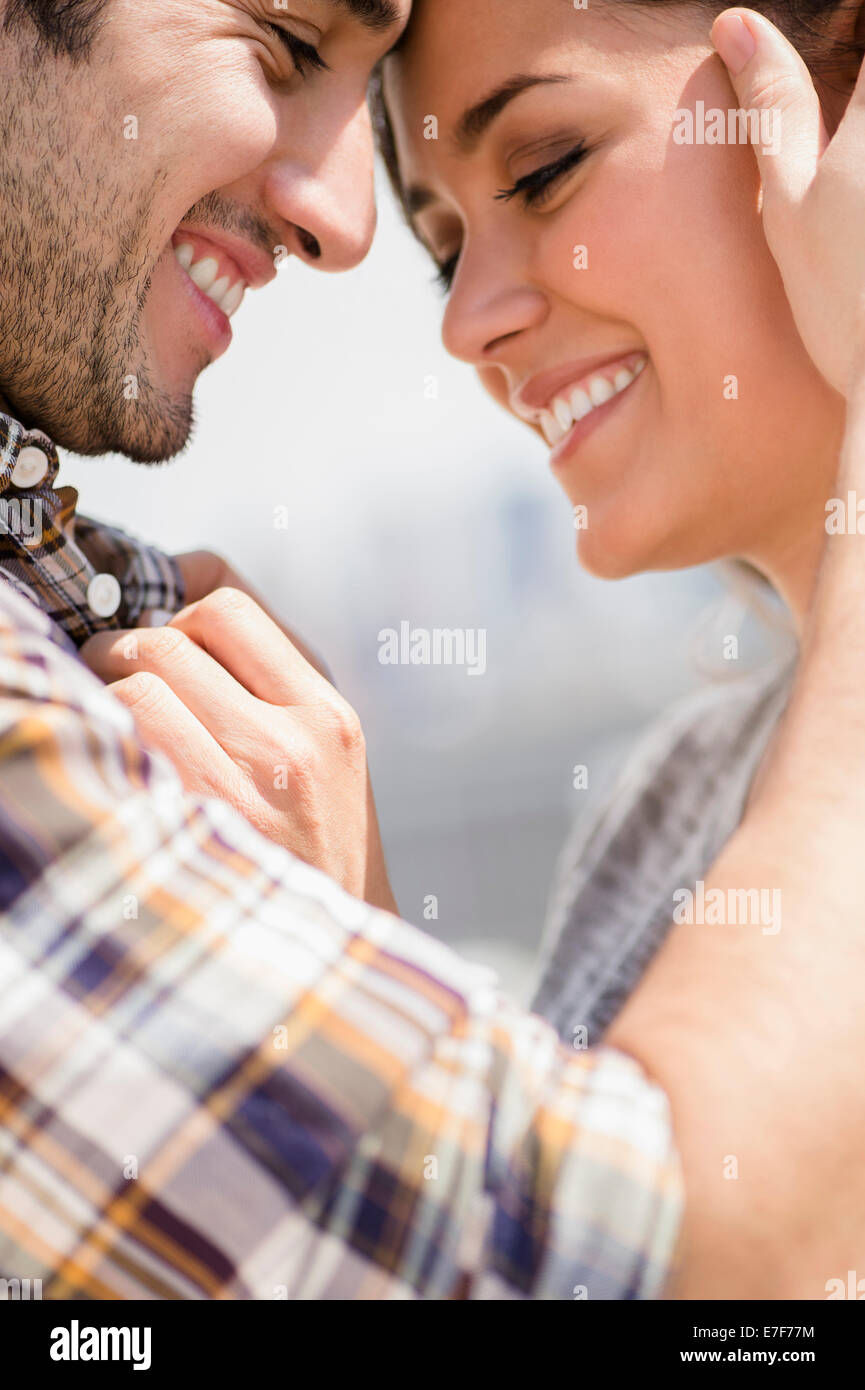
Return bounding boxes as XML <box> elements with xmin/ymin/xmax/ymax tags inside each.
<box><xmin>0</xmin><ymin>45</ymin><xmax>198</xmax><ymax>462</ymax></box>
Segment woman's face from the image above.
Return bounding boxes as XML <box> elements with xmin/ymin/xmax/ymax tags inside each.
<box><xmin>383</xmin><ymin>0</ymin><xmax>846</xmax><ymax>584</ymax></box>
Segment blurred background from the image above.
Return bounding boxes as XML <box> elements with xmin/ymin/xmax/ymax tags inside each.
<box><xmin>60</xmin><ymin>175</ymin><xmax>787</xmax><ymax>1002</ymax></box>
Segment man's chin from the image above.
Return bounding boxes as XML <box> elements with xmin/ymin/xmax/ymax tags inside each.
<box><xmin>111</xmin><ymin>390</ymin><xmax>198</xmax><ymax>464</ymax></box>
<box><xmin>33</xmin><ymin>385</ymin><xmax>197</xmax><ymax>465</ymax></box>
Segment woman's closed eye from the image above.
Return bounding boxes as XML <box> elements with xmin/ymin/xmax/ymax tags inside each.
<box><xmin>496</xmin><ymin>141</ymin><xmax>588</xmax><ymax>209</ymax></box>
<box><xmin>430</xmin><ymin>141</ymin><xmax>589</xmax><ymax>294</ymax></box>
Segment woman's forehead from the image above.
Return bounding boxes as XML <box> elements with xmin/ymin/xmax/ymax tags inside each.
<box><xmin>384</xmin><ymin>0</ymin><xmax>707</xmax><ymax>133</ymax></box>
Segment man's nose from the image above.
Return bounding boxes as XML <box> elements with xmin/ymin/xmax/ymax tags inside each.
<box><xmin>265</xmin><ymin>101</ymin><xmax>377</xmax><ymax>273</ymax></box>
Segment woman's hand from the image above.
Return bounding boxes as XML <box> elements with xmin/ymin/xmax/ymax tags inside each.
<box><xmin>169</xmin><ymin>549</ymin><xmax>333</xmax><ymax>680</ymax></box>
<box><xmin>81</xmin><ymin>588</ymin><xmax>398</xmax><ymax>915</ymax></box>
<box><xmin>712</xmin><ymin>8</ymin><xmax>865</xmax><ymax>396</ymax></box>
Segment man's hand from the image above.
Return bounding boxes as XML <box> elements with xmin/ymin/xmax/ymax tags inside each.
<box><xmin>81</xmin><ymin>588</ymin><xmax>397</xmax><ymax>914</ymax></box>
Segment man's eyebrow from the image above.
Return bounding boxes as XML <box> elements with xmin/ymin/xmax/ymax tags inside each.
<box><xmin>332</xmin><ymin>0</ymin><xmax>403</xmax><ymax>32</ymax></box>
<box><xmin>455</xmin><ymin>74</ymin><xmax>571</xmax><ymax>152</ymax></box>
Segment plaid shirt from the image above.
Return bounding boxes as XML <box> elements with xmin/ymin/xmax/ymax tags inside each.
<box><xmin>0</xmin><ymin>411</ymin><xmax>185</xmax><ymax>649</ymax></box>
<box><xmin>0</xmin><ymin>410</ymin><xmax>682</xmax><ymax>1299</ymax></box>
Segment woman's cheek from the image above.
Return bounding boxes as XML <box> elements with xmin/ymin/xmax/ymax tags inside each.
<box><xmin>537</xmin><ymin>160</ymin><xmax>659</xmax><ymax>318</ymax></box>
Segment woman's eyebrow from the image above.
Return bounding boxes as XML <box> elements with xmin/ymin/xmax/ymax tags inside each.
<box><xmin>455</xmin><ymin>74</ymin><xmax>571</xmax><ymax>152</ymax></box>
<box><xmin>399</xmin><ymin>74</ymin><xmax>573</xmax><ymax>227</ymax></box>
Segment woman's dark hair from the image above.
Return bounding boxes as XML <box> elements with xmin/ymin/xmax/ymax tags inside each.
<box><xmin>3</xmin><ymin>0</ymin><xmax>109</xmax><ymax>60</ymax></box>
<box><xmin>371</xmin><ymin>0</ymin><xmax>865</xmax><ymax>219</ymax></box>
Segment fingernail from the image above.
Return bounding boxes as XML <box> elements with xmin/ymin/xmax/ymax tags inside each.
<box><xmin>714</xmin><ymin>13</ymin><xmax>757</xmax><ymax>75</ymax></box>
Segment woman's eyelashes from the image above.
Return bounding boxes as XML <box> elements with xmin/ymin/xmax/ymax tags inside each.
<box><xmin>431</xmin><ymin>141</ymin><xmax>589</xmax><ymax>293</ymax></box>
<box><xmin>496</xmin><ymin>141</ymin><xmax>588</xmax><ymax>208</ymax></box>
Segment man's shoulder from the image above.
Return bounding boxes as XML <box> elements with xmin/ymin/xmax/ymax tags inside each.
<box><xmin>0</xmin><ymin>572</ymin><xmax>124</xmax><ymax>720</ymax></box>
<box><xmin>0</xmin><ymin>571</ymin><xmax>64</xmax><ymax>638</ymax></box>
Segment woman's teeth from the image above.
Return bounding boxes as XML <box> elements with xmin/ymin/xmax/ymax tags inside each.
<box><xmin>539</xmin><ymin>356</ymin><xmax>647</xmax><ymax>447</ymax></box>
<box><xmin>173</xmin><ymin>242</ymin><xmax>246</xmax><ymax>318</ymax></box>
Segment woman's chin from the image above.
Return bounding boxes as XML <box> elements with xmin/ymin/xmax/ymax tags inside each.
<box><xmin>575</xmin><ymin>516</ymin><xmax>712</xmax><ymax>581</ymax></box>
<box><xmin>576</xmin><ymin>529</ymin><xmax>648</xmax><ymax>582</ymax></box>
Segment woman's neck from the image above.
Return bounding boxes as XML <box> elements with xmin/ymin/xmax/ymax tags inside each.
<box><xmin>743</xmin><ymin>511</ymin><xmax>831</xmax><ymax>637</ymax></box>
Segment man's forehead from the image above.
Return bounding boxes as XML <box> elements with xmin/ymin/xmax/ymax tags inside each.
<box><xmin>334</xmin><ymin>0</ymin><xmax>411</xmax><ymax>38</ymax></box>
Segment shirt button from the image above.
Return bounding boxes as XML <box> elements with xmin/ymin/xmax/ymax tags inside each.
<box><xmin>10</xmin><ymin>446</ymin><xmax>49</xmax><ymax>488</ymax></box>
<box><xmin>87</xmin><ymin>573</ymin><xmax>122</xmax><ymax>619</ymax></box>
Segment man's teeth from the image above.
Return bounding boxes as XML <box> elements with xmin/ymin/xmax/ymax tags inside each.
<box><xmin>173</xmin><ymin>242</ymin><xmax>246</xmax><ymax>318</ymax></box>
<box><xmin>539</xmin><ymin>357</ymin><xmax>647</xmax><ymax>447</ymax></box>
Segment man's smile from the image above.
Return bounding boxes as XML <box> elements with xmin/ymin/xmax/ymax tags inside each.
<box><xmin>161</xmin><ymin>224</ymin><xmax>279</xmax><ymax>362</ymax></box>
<box><xmin>173</xmin><ymin>234</ymin><xmax>248</xmax><ymax>320</ymax></box>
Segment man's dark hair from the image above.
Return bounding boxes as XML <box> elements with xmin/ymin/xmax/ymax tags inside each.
<box><xmin>3</xmin><ymin>0</ymin><xmax>109</xmax><ymax>59</ymax></box>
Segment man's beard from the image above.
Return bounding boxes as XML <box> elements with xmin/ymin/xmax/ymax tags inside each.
<box><xmin>0</xmin><ymin>59</ymin><xmax>196</xmax><ymax>463</ymax></box>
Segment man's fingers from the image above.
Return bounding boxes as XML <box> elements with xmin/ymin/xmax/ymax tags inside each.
<box><xmin>711</xmin><ymin>8</ymin><xmax>827</xmax><ymax>206</ymax></box>
<box><xmin>169</xmin><ymin>587</ymin><xmax>327</xmax><ymax>707</ymax></box>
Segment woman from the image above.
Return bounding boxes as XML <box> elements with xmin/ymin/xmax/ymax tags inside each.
<box><xmin>372</xmin><ymin>0</ymin><xmax>863</xmax><ymax>1040</ymax></box>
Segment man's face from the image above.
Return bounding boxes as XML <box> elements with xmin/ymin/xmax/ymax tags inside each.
<box><xmin>0</xmin><ymin>0</ymin><xmax>407</xmax><ymax>461</ymax></box>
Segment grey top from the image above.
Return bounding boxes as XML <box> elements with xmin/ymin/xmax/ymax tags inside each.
<box><xmin>531</xmin><ymin>654</ymin><xmax>798</xmax><ymax>1046</ymax></box>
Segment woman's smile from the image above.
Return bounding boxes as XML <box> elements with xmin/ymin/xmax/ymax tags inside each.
<box><xmin>545</xmin><ymin>354</ymin><xmax>649</xmax><ymax>474</ymax></box>
<box><xmin>380</xmin><ymin>0</ymin><xmax>846</xmax><ymax>590</ymax></box>
<box><xmin>523</xmin><ymin>350</ymin><xmax>649</xmax><ymax>448</ymax></box>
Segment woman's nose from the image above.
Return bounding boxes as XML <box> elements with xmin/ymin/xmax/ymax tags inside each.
<box><xmin>441</xmin><ymin>247</ymin><xmax>548</xmax><ymax>365</ymax></box>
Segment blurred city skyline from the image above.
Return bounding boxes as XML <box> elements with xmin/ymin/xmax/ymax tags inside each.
<box><xmin>58</xmin><ymin>174</ymin><xmax>779</xmax><ymax>998</ymax></box>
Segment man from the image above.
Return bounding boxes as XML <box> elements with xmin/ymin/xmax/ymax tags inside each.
<box><xmin>0</xmin><ymin>0</ymin><xmax>863</xmax><ymax>1301</ymax></box>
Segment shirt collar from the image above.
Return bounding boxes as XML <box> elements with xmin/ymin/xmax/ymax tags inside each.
<box><xmin>0</xmin><ymin>406</ymin><xmax>185</xmax><ymax>647</ymax></box>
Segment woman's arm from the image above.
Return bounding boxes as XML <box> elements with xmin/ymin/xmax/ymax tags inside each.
<box><xmin>606</xmin><ymin>10</ymin><xmax>865</xmax><ymax>1297</ymax></box>
<box><xmin>610</xmin><ymin>369</ymin><xmax>865</xmax><ymax>1296</ymax></box>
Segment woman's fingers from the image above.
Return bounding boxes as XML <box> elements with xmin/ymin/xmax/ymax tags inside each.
<box><xmin>711</xmin><ymin>8</ymin><xmax>827</xmax><ymax>205</ymax></box>
<box><xmin>80</xmin><ymin>621</ymin><xmax>263</xmax><ymax>754</ymax></box>
<box><xmin>168</xmin><ymin>587</ymin><xmax>329</xmax><ymax>708</ymax></box>
<box><xmin>712</xmin><ymin>7</ymin><xmax>865</xmax><ymax>395</ymax></box>
<box><xmin>108</xmin><ymin>670</ymin><xmax>242</xmax><ymax>801</ymax></box>
<box><xmin>173</xmin><ymin>550</ymin><xmax>334</xmax><ymax>682</ymax></box>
